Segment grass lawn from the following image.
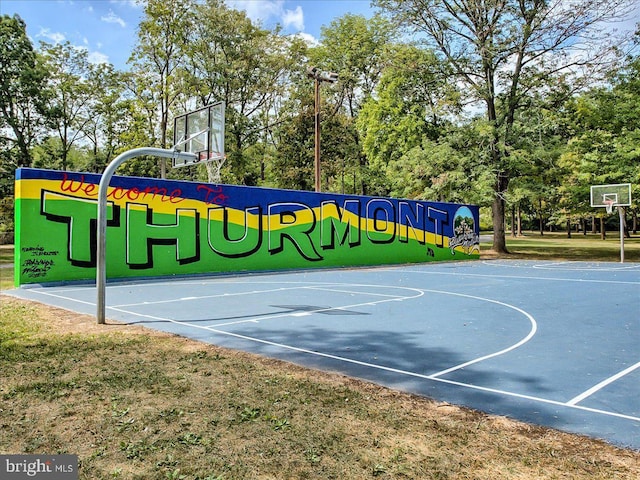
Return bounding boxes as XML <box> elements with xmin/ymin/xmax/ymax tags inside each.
<box><xmin>1</xmin><ymin>236</ymin><xmax>639</xmax><ymax>479</ymax></box>
<box><xmin>481</xmin><ymin>231</ymin><xmax>640</xmax><ymax>262</ymax></box>
<box><xmin>0</xmin><ymin>245</ymin><xmax>13</xmax><ymax>290</ymax></box>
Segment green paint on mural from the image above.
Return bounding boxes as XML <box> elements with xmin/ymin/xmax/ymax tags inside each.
<box><xmin>14</xmin><ymin>169</ymin><xmax>479</xmax><ymax>286</ymax></box>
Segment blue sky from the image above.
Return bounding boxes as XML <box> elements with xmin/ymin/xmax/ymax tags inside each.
<box><xmin>1</xmin><ymin>0</ymin><xmax>375</xmax><ymax>70</ymax></box>
<box><xmin>2</xmin><ymin>0</ymin><xmax>638</xmax><ymax>72</ymax></box>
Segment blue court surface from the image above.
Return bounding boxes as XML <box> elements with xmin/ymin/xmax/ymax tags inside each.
<box><xmin>7</xmin><ymin>260</ymin><xmax>640</xmax><ymax>450</ymax></box>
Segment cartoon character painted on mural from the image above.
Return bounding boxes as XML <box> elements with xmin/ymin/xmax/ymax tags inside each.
<box><xmin>449</xmin><ymin>206</ymin><xmax>481</xmax><ymax>255</ymax></box>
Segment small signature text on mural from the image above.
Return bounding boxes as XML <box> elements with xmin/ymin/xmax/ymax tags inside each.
<box><xmin>21</xmin><ymin>246</ymin><xmax>59</xmax><ymax>278</ymax></box>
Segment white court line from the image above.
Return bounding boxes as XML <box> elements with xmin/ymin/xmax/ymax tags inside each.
<box><xmin>482</xmin><ymin>260</ymin><xmax>640</xmax><ymax>272</ymax></box>
<box><xmin>26</xmin><ymin>283</ymin><xmax>536</xmax><ymax>370</ymax></box>
<box><xmin>16</xmin><ymin>278</ymin><xmax>638</xmax><ymax>424</ymax></box>
<box><xmin>567</xmin><ymin>361</ymin><xmax>640</xmax><ymax>406</ymax></box>
<box><xmin>398</xmin><ymin>269</ymin><xmax>640</xmax><ymax>285</ymax></box>
<box><xmin>15</xmin><ymin>281</ymin><xmax>423</xmax><ymax>324</ymax></box>
<box><xmin>112</xmin><ymin>283</ymin><xmax>422</xmax><ymax>309</ymax></box>
<box><xmin>171</xmin><ymin>287</ymin><xmax>424</xmax><ymax>328</ymax></box>
<box><xmin>112</xmin><ymin>285</ymin><xmax>312</xmax><ymax>308</ymax></box>
<box><xmin>305</xmin><ymin>285</ymin><xmax>417</xmax><ymax>299</ymax></box>
<box><xmin>103</xmin><ymin>305</ymin><xmax>640</xmax><ymax>423</ymax></box>
<box><xmin>422</xmin><ymin>289</ymin><xmax>537</xmax><ymax>378</ymax></box>
<box><xmin>28</xmin><ymin>288</ymin><xmax>97</xmax><ymax>307</ymax></box>
<box><xmin>109</xmin><ymin>283</ymin><xmax>424</xmax><ymax>328</ymax></box>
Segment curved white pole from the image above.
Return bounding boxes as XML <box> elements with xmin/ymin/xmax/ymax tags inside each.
<box><xmin>96</xmin><ymin>148</ymin><xmax>196</xmax><ymax>324</ymax></box>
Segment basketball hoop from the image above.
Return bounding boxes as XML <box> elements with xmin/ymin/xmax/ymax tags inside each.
<box><xmin>590</xmin><ymin>183</ymin><xmax>632</xmax><ymax>264</ymax></box>
<box><xmin>172</xmin><ymin>101</ymin><xmax>225</xmax><ymax>170</ymax></box>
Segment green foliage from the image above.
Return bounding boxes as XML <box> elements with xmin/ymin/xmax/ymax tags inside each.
<box><xmin>0</xmin><ymin>4</ymin><xmax>638</xmax><ymax>237</ymax></box>
<box><xmin>0</xmin><ymin>196</ymin><xmax>13</xmax><ymax>234</ymax></box>
<box><xmin>559</xmin><ymin>58</ymin><xmax>640</xmax><ymax>217</ymax></box>
<box><xmin>0</xmin><ymin>14</ymin><xmax>50</xmax><ymax>168</ymax></box>
<box><xmin>317</xmin><ymin>13</ymin><xmax>396</xmax><ymax>116</ymax></box>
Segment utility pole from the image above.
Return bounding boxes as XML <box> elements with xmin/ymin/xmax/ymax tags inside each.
<box><xmin>307</xmin><ymin>67</ymin><xmax>338</xmax><ymax>192</ymax></box>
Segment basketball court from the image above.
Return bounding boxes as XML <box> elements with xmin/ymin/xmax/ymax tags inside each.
<box><xmin>7</xmin><ymin>259</ymin><xmax>639</xmax><ymax>450</ymax></box>
<box><xmin>9</xmin><ymin>102</ymin><xmax>638</xmax><ymax>449</ymax></box>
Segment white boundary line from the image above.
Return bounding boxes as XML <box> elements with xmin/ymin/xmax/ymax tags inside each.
<box><xmin>104</xmin><ymin>287</ymin><xmax>537</xmax><ymax>380</ymax></box>
<box><xmin>101</xmin><ymin>304</ymin><xmax>640</xmax><ymax>424</ymax></box>
<box><xmin>27</xmin><ymin>288</ymin><xmax>97</xmax><ymax>307</ymax></box>
<box><xmin>113</xmin><ymin>286</ymin><xmax>321</xmax><ymax>308</ymax></box>
<box><xmin>567</xmin><ymin>361</ymin><xmax>640</xmax><ymax>406</ymax></box>
<box><xmin>481</xmin><ymin>260</ymin><xmax>640</xmax><ymax>272</ymax></box>
<box><xmin>11</xmin><ymin>272</ymin><xmax>639</xmax><ymax>425</ymax></box>
<box><xmin>421</xmin><ymin>289</ymin><xmax>537</xmax><ymax>378</ymax></box>
<box><xmin>179</xmin><ymin>286</ymin><xmax>423</xmax><ymax>328</ymax></box>
<box><xmin>398</xmin><ymin>269</ymin><xmax>640</xmax><ymax>285</ymax></box>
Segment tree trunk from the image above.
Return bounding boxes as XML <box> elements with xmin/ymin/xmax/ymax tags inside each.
<box><xmin>492</xmin><ymin>197</ymin><xmax>507</xmax><ymax>252</ymax></box>
<box><xmin>538</xmin><ymin>199</ymin><xmax>544</xmax><ymax>236</ymax></box>
<box><xmin>623</xmin><ymin>208</ymin><xmax>631</xmax><ymax>238</ymax></box>
<box><xmin>566</xmin><ymin>217</ymin><xmax>571</xmax><ymax>238</ymax></box>
<box><xmin>491</xmin><ymin>174</ymin><xmax>509</xmax><ymax>253</ymax></box>
<box><xmin>517</xmin><ymin>205</ymin><xmax>522</xmax><ymax>236</ymax></box>
<box><xmin>600</xmin><ymin>216</ymin><xmax>606</xmax><ymax>240</ymax></box>
<box><xmin>511</xmin><ymin>205</ymin><xmax>516</xmax><ymax>238</ymax></box>
<box><xmin>160</xmin><ymin>118</ymin><xmax>167</xmax><ymax>179</ymax></box>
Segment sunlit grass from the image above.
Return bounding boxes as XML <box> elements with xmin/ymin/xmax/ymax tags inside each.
<box><xmin>481</xmin><ymin>231</ymin><xmax>640</xmax><ymax>262</ymax></box>
<box><xmin>0</xmin><ymin>245</ymin><xmax>14</xmax><ymax>290</ymax></box>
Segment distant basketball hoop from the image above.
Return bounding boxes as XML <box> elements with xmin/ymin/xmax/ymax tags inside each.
<box><xmin>590</xmin><ymin>183</ymin><xmax>632</xmax><ymax>263</ymax></box>
<box><xmin>590</xmin><ymin>184</ymin><xmax>631</xmax><ymax>211</ymax></box>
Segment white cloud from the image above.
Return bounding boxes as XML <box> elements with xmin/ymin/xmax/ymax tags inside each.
<box><xmin>109</xmin><ymin>0</ymin><xmax>143</xmax><ymax>8</ymax></box>
<box><xmin>228</xmin><ymin>0</ymin><xmax>283</xmax><ymax>22</ymax></box>
<box><xmin>72</xmin><ymin>45</ymin><xmax>109</xmax><ymax>65</ymax></box>
<box><xmin>37</xmin><ymin>28</ymin><xmax>66</xmax><ymax>43</ymax></box>
<box><xmin>101</xmin><ymin>11</ymin><xmax>126</xmax><ymax>28</ymax></box>
<box><xmin>292</xmin><ymin>31</ymin><xmax>319</xmax><ymax>47</ymax></box>
<box><xmin>228</xmin><ymin>1</ymin><xmax>305</xmax><ymax>32</ymax></box>
<box><xmin>88</xmin><ymin>51</ymin><xmax>110</xmax><ymax>65</ymax></box>
<box><xmin>282</xmin><ymin>5</ymin><xmax>304</xmax><ymax>31</ymax></box>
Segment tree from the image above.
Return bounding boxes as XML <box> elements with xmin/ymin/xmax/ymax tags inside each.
<box><xmin>40</xmin><ymin>41</ymin><xmax>93</xmax><ymax>171</ymax></box>
<box><xmin>0</xmin><ymin>14</ymin><xmax>49</xmax><ymax>170</ymax></box>
<box><xmin>559</xmin><ymin>54</ymin><xmax>640</xmax><ymax>234</ymax></box>
<box><xmin>316</xmin><ymin>14</ymin><xmax>395</xmax><ymax>118</ymax></box>
<box><xmin>358</xmin><ymin>43</ymin><xmax>459</xmax><ymax>196</ymax></box>
<box><xmin>376</xmin><ymin>0</ymin><xmax>635</xmax><ymax>253</ymax></box>
<box><xmin>185</xmin><ymin>0</ymin><xmax>302</xmax><ymax>185</ymax></box>
<box><xmin>311</xmin><ymin>14</ymin><xmax>396</xmax><ymax>194</ymax></box>
<box><xmin>82</xmin><ymin>64</ymin><xmax>133</xmax><ymax>172</ymax></box>
<box><xmin>271</xmin><ymin>88</ymin><xmax>316</xmax><ymax>191</ymax></box>
<box><xmin>129</xmin><ymin>0</ymin><xmax>193</xmax><ymax>178</ymax></box>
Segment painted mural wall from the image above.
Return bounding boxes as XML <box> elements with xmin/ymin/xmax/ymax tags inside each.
<box><xmin>14</xmin><ymin>168</ymin><xmax>480</xmax><ymax>286</ymax></box>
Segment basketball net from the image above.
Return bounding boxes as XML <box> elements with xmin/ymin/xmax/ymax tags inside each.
<box><xmin>603</xmin><ymin>199</ymin><xmax>616</xmax><ymax>214</ymax></box>
<box><xmin>205</xmin><ymin>153</ymin><xmax>225</xmax><ymax>183</ymax></box>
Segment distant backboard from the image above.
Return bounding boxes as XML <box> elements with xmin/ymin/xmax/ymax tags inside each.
<box><xmin>172</xmin><ymin>102</ymin><xmax>225</xmax><ymax>168</ymax></box>
<box><xmin>590</xmin><ymin>183</ymin><xmax>631</xmax><ymax>210</ymax></box>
